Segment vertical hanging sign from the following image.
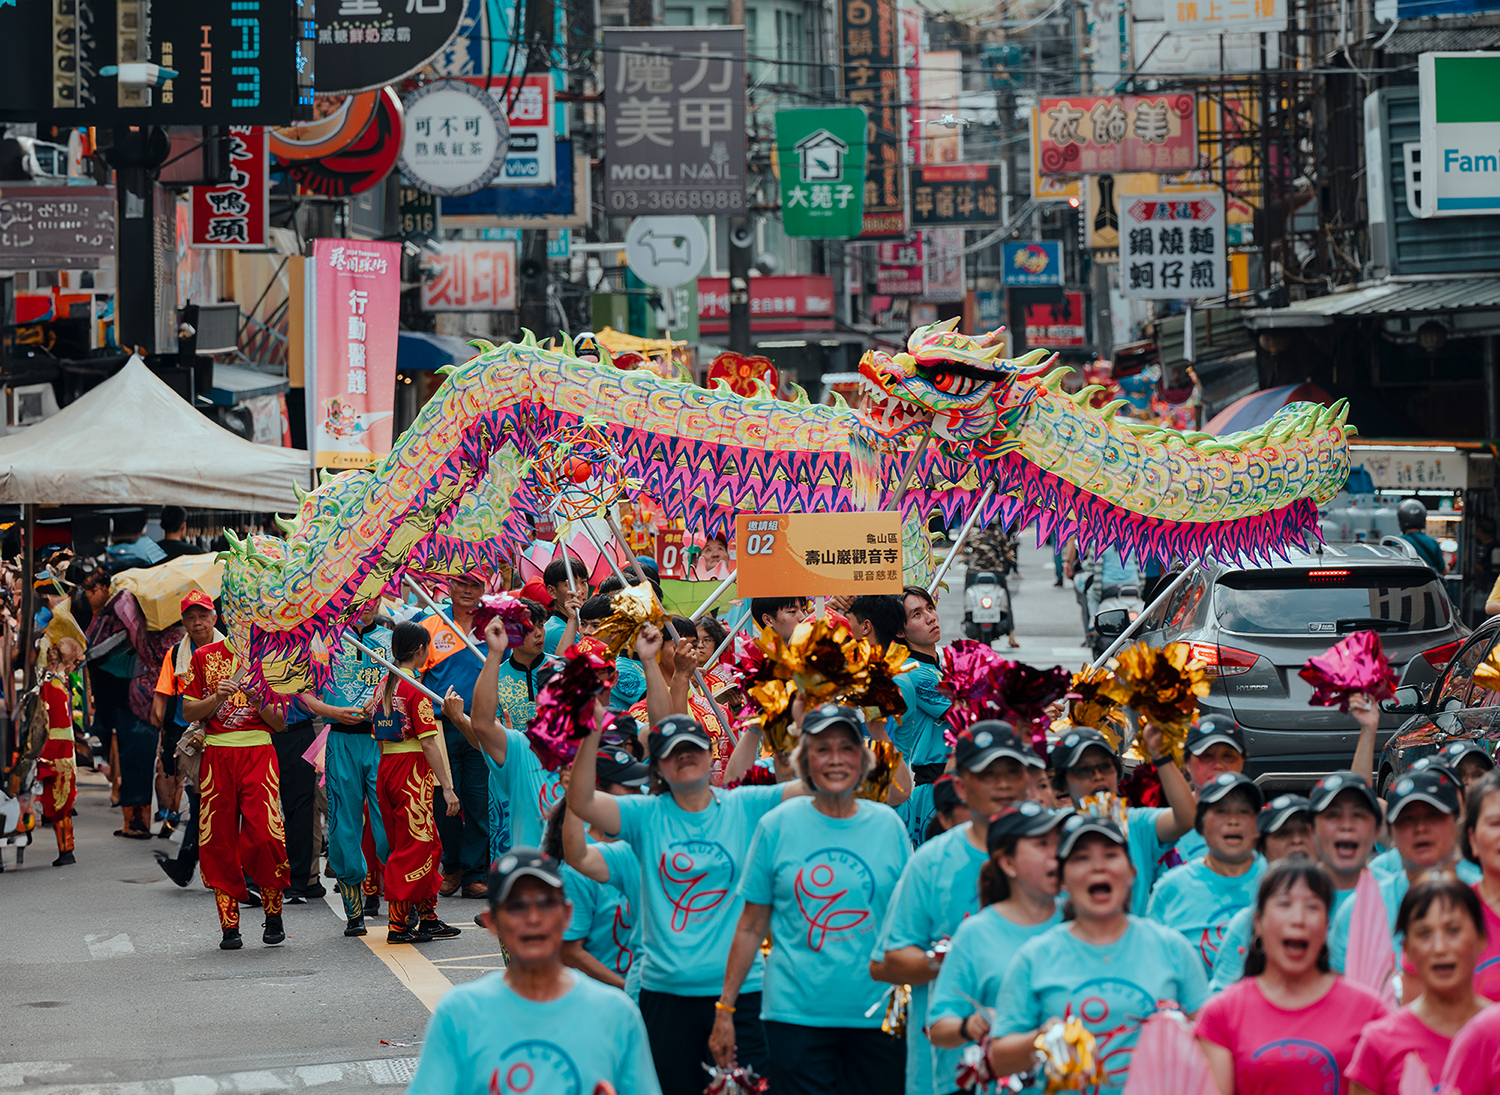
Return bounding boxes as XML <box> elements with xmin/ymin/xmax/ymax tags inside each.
<box><xmin>189</xmin><ymin>126</ymin><xmax>270</xmax><ymax>249</ymax></box>
<box><xmin>304</xmin><ymin>239</ymin><xmax>402</xmax><ymax>469</ymax></box>
<box><xmin>840</xmin><ymin>0</ymin><xmax>905</xmax><ymax>237</ymax></box>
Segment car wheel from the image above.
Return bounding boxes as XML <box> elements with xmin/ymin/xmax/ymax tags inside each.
<box><xmin>1376</xmin><ymin>765</ymin><xmax>1393</xmax><ymax>800</ymax></box>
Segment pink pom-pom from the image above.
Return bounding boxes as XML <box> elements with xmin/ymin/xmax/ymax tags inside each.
<box><xmin>470</xmin><ymin>593</ymin><xmax>535</xmax><ymax>648</ymax></box>
<box><xmin>526</xmin><ymin>640</ymin><xmax>618</xmax><ymax>771</ymax></box>
<box><xmin>1298</xmin><ymin>630</ymin><xmax>1398</xmax><ymax>712</ymax></box>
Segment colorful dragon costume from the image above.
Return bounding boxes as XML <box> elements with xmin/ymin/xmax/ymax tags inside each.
<box><xmin>221</xmin><ymin>318</ymin><xmax>1352</xmax><ymax>697</ymax></box>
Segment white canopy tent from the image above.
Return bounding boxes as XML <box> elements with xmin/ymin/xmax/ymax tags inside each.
<box><xmin>0</xmin><ymin>356</ymin><xmax>308</xmax><ymax>510</ymax></box>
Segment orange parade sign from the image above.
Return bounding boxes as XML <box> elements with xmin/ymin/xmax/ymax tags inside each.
<box><xmin>735</xmin><ymin>512</ymin><xmax>904</xmax><ymax>597</ymax></box>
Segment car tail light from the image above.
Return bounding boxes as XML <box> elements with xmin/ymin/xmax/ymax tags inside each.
<box><xmin>1187</xmin><ymin>641</ymin><xmax>1260</xmax><ymax>677</ymax></box>
<box><xmin>1419</xmin><ymin>639</ymin><xmax>1462</xmax><ymax>671</ymax></box>
<box><xmin>1306</xmin><ymin>569</ymin><xmax>1352</xmax><ymax>582</ymax></box>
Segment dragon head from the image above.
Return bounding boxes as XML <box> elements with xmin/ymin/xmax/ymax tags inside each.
<box><xmin>853</xmin><ymin>317</ymin><xmax>1056</xmax><ymax>457</ymax></box>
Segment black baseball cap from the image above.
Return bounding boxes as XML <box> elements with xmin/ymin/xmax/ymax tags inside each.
<box><xmin>1434</xmin><ymin>739</ymin><xmax>1494</xmax><ymax>772</ymax></box>
<box><xmin>1309</xmin><ymin>771</ymin><xmax>1381</xmax><ymax>817</ymax></box>
<box><xmin>596</xmin><ymin>745</ymin><xmax>650</xmax><ymax>789</ymax></box>
<box><xmin>647</xmin><ymin>714</ymin><xmax>713</xmax><ymax>760</ymax></box>
<box><xmin>486</xmin><ymin>847</ymin><xmax>565</xmax><ymax>905</ymax></box>
<box><xmin>1195</xmin><ymin>772</ymin><xmax>1265</xmax><ymax>833</ymax></box>
<box><xmin>932</xmin><ymin>773</ymin><xmax>964</xmax><ymax>815</ymax></box>
<box><xmin>1051</xmin><ymin>727</ymin><xmax>1121</xmax><ymax>778</ymax></box>
<box><xmin>1408</xmin><ymin>756</ymin><xmax>1461</xmax><ymax>782</ymax></box>
<box><xmin>1056</xmin><ymin>813</ymin><xmax>1128</xmax><ymax>859</ymax></box>
<box><xmin>987</xmin><ymin>801</ymin><xmax>1072</xmax><ymax>851</ymax></box>
<box><xmin>955</xmin><ymin>720</ymin><xmax>1041</xmax><ymax>773</ymax></box>
<box><xmin>801</xmin><ymin>703</ymin><xmax>867</xmax><ymax>739</ymax></box>
<box><xmin>1258</xmin><ymin>793</ymin><xmax>1313</xmax><ymax>837</ymax></box>
<box><xmin>1387</xmin><ymin>767</ymin><xmax>1463</xmax><ymax>822</ymax></box>
<box><xmin>1185</xmin><ymin>715</ymin><xmax>1247</xmax><ymax>758</ymax></box>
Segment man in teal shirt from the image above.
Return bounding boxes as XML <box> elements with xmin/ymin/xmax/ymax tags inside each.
<box><xmin>893</xmin><ymin>586</ymin><xmax>952</xmax><ymax>844</ymax></box>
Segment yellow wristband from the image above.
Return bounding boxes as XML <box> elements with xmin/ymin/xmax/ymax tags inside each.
<box><xmin>715</xmin><ymin>1001</ymin><xmax>736</xmax><ymax>1013</ymax></box>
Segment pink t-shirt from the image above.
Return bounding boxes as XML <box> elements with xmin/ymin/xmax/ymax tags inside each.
<box><xmin>1472</xmin><ymin>883</ymin><xmax>1500</xmax><ymax>1001</ymax></box>
<box><xmin>1195</xmin><ymin>976</ymin><xmax>1391</xmax><ymax>1095</ymax></box>
<box><xmin>1438</xmin><ymin>1003</ymin><xmax>1500</xmax><ymax>1095</ymax></box>
<box><xmin>1344</xmin><ymin>1008</ymin><xmax>1452</xmax><ymax>1095</ymax></box>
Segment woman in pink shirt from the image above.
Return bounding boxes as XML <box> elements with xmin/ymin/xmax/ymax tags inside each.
<box><xmin>1346</xmin><ymin>876</ymin><xmax>1488</xmax><ymax>1094</ymax></box>
<box><xmin>1196</xmin><ymin>859</ymin><xmax>1390</xmax><ymax>1095</ymax></box>
<box><xmin>1464</xmin><ymin>769</ymin><xmax>1500</xmax><ymax>998</ymax></box>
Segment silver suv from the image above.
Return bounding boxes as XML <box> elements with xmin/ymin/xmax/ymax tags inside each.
<box><xmin>1136</xmin><ymin>541</ymin><xmax>1465</xmax><ymax>785</ymax></box>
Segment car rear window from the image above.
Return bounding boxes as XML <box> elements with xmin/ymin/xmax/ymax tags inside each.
<box><xmin>1213</xmin><ymin>567</ymin><xmax>1450</xmax><ymax>635</ymax></box>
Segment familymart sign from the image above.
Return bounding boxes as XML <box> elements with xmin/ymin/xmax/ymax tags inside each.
<box><xmin>1419</xmin><ymin>52</ymin><xmax>1500</xmax><ymax>217</ymax></box>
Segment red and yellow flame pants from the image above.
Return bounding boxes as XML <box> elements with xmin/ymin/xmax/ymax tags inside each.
<box><xmin>38</xmin><ymin>735</ymin><xmax>76</xmax><ymax>853</ymax></box>
<box><xmin>199</xmin><ymin>741</ymin><xmax>290</xmax><ymax>909</ymax></box>
<box><xmin>376</xmin><ymin>744</ymin><xmax>441</xmax><ymax>922</ymax></box>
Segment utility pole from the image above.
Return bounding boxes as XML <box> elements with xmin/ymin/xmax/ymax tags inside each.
<box><xmin>725</xmin><ymin>0</ymin><xmax>751</xmax><ymax>353</ymax></box>
<box><xmin>518</xmin><ymin>0</ymin><xmax>556</xmax><ymax>337</ymax></box>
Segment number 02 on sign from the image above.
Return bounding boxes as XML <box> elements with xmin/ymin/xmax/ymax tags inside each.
<box><xmin>735</xmin><ymin>513</ymin><xmax>904</xmax><ymax>597</ymax></box>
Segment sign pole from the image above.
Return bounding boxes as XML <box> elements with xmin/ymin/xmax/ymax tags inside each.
<box><xmin>887</xmin><ymin>425</ymin><xmax>933</xmax><ymax>512</ymax></box>
<box><xmin>926</xmin><ymin>482</ymin><xmax>998</xmax><ymax>596</ymax></box>
<box><xmin>690</xmin><ymin>567</ymin><xmax>740</xmax><ymax>620</ymax></box>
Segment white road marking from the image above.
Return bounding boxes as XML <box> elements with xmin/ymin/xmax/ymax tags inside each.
<box><xmin>19</xmin><ymin>1057</ymin><xmax>422</xmax><ymax>1095</ymax></box>
<box><xmin>84</xmin><ymin>933</ymin><xmax>135</xmax><ymax>960</ymax></box>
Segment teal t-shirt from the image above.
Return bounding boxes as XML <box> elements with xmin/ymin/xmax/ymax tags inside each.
<box><xmin>1172</xmin><ymin>828</ymin><xmax>1206</xmax><ymax>863</ymax></box>
<box><xmin>871</xmin><ymin>824</ymin><xmax>988</xmax><ymax>1095</ymax></box>
<box><xmin>891</xmin><ymin>656</ymin><xmax>952</xmax><ymax>768</ymax></box>
<box><xmin>562</xmin><ymin>852</ymin><xmax>636</xmax><ymax>996</ymax></box>
<box><xmin>408</xmin><ymin>969</ymin><xmax>660</xmax><ymax>1095</ymax></box>
<box><xmin>1146</xmin><ymin>855</ymin><xmax>1267</xmax><ymax>975</ymax></box>
<box><xmin>598</xmin><ymin>839</ymin><xmax>643</xmax><ymax>1000</ymax></box>
<box><xmin>1210</xmin><ymin>884</ymin><xmax>1359</xmax><ymax>993</ymax></box>
<box><xmin>740</xmin><ymin>796</ymin><xmax>911</xmax><ymax>1027</ymax></box>
<box><xmin>1124</xmin><ymin>806</ymin><xmax>1170</xmax><ymax>916</ymax></box>
<box><xmin>928</xmin><ymin>902</ymin><xmax>1064</xmax><ymax>1094</ymax></box>
<box><xmin>543</xmin><ymin>615</ymin><xmax>568</xmax><ymax>656</ymax></box>
<box><xmin>992</xmin><ymin>917</ymin><xmax>1209</xmax><ymax>1095</ymax></box>
<box><xmin>611</xmin><ymin>783</ymin><xmax>786</xmax><ymax>996</ymax></box>
<box><xmin>611</xmin><ymin>657</ymin><xmax>647</xmax><ymax>710</ymax></box>
<box><xmin>484</xmin><ymin>728</ymin><xmax>564</xmax><ymax>860</ymax></box>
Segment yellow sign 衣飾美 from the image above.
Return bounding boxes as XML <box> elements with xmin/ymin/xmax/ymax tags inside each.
<box><xmin>735</xmin><ymin>512</ymin><xmax>904</xmax><ymax>597</ymax></box>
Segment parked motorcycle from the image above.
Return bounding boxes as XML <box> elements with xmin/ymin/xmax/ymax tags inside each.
<box><xmin>964</xmin><ymin>569</ymin><xmax>1014</xmax><ymax>645</ymax></box>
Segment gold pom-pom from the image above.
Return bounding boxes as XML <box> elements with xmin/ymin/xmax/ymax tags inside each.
<box><xmin>1065</xmin><ymin>665</ymin><xmax>1127</xmax><ymax>749</ymax></box>
<box><xmin>593</xmin><ymin>582</ymin><xmax>667</xmax><ymax>656</ymax></box>
<box><xmin>1035</xmin><ymin>1015</ymin><xmax>1108</xmax><ymax>1094</ymax></box>
<box><xmin>1099</xmin><ymin>641</ymin><xmax>1209</xmax><ymax>764</ymax></box>
<box><xmin>856</xmin><ymin>739</ymin><xmax>903</xmax><ymax>803</ymax></box>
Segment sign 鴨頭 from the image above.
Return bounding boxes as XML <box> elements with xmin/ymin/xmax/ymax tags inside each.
<box><xmin>736</xmin><ymin>512</ymin><xmax>904</xmax><ymax>597</ymax></box>
<box><xmin>910</xmin><ymin>164</ymin><xmax>1005</xmax><ymax>228</ymax></box>
<box><xmin>775</xmin><ymin>107</ymin><xmax>866</xmax><ymax>239</ymax></box>
<box><xmin>1035</xmin><ymin>95</ymin><xmax>1197</xmax><ymax>174</ymax></box>
<box><xmin>1120</xmin><ymin>189</ymin><xmax>1225</xmax><ymax>299</ymax></box>
<box><xmin>1023</xmin><ymin>291</ymin><xmax>1086</xmax><ymax>349</ymax></box>
<box><xmin>1002</xmin><ymin>241</ymin><xmax>1062</xmax><ymax>287</ymax></box>
<box><xmin>420</xmin><ymin>240</ymin><xmax>517</xmax><ymax>312</ymax></box>
<box><xmin>398</xmin><ymin>79</ymin><xmax>509</xmax><ymax>197</ymax></box>
<box><xmin>190</xmin><ymin>126</ymin><xmax>269</xmax><ymax>249</ymax></box>
<box><xmin>602</xmin><ymin>27</ymin><xmax>746</xmax><ymax>217</ymax></box>
<box><xmin>840</xmin><ymin>0</ymin><xmax>904</xmax><ymax>238</ymax></box>
<box><xmin>1418</xmin><ymin>53</ymin><xmax>1500</xmax><ymax>217</ymax></box>
<box><xmin>313</xmin><ymin>0</ymin><xmax>466</xmax><ymax>95</ymax></box>
<box><xmin>305</xmin><ymin>239</ymin><xmax>402</xmax><ymax>469</ymax></box>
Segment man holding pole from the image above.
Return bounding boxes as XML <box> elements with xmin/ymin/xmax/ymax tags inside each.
<box><xmin>892</xmin><ymin>586</ymin><xmax>952</xmax><ymax>846</ymax></box>
<box><xmin>418</xmin><ymin>572</ymin><xmax>492</xmax><ymax>900</ymax></box>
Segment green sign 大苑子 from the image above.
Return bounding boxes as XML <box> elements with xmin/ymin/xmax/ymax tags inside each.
<box><xmin>775</xmin><ymin>107</ymin><xmax>867</xmax><ymax>239</ymax></box>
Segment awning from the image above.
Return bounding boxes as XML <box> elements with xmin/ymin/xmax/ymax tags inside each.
<box><xmin>1204</xmin><ymin>382</ymin><xmax>1334</xmax><ymax>435</ymax></box>
<box><xmin>207</xmin><ymin>363</ymin><xmax>290</xmax><ymax>407</ymax></box>
<box><xmin>397</xmin><ymin>331</ymin><xmax>481</xmax><ymax>372</ymax></box>
<box><xmin>1379</xmin><ymin>25</ymin><xmax>1500</xmax><ymax>54</ymax></box>
<box><xmin>1244</xmin><ymin>276</ymin><xmax>1500</xmax><ymax>329</ymax></box>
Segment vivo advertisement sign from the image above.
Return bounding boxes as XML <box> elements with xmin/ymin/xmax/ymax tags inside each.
<box><xmin>1418</xmin><ymin>52</ymin><xmax>1500</xmax><ymax>217</ymax></box>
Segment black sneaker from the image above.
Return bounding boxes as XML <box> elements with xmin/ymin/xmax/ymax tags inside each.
<box><xmin>262</xmin><ymin>915</ymin><xmax>286</xmax><ymax>946</ymax></box>
<box><xmin>153</xmin><ymin>851</ymin><xmax>195</xmax><ymax>887</ymax></box>
<box><xmin>473</xmin><ymin>912</ymin><xmax>485</xmax><ymax>928</ymax></box>
<box><xmin>344</xmin><ymin>914</ymin><xmax>367</xmax><ymax>937</ymax></box>
<box><xmin>283</xmin><ymin>890</ymin><xmax>308</xmax><ymax>905</ymax></box>
<box><xmin>386</xmin><ymin>924</ymin><xmax>433</xmax><ymax>945</ymax></box>
<box><xmin>363</xmin><ymin>893</ymin><xmax>380</xmax><ymax>918</ymax></box>
<box><xmin>220</xmin><ymin>929</ymin><xmax>243</xmax><ymax>950</ymax></box>
<box><xmin>240</xmin><ymin>883</ymin><xmax>262</xmax><ymax>907</ymax></box>
<box><xmin>419</xmin><ymin>918</ymin><xmax>462</xmax><ymax>938</ymax></box>
<box><xmin>300</xmin><ymin>881</ymin><xmax>327</xmax><ymax>899</ymax></box>
<box><xmin>52</xmin><ymin>851</ymin><xmax>76</xmax><ymax>867</ymax></box>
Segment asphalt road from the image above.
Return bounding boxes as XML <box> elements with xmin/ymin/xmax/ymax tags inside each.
<box><xmin>1</xmin><ymin>537</ymin><xmax>1084</xmax><ymax>1094</ymax></box>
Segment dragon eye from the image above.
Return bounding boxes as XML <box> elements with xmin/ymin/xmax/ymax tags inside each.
<box><xmin>928</xmin><ymin>372</ymin><xmax>979</xmax><ymax>396</ymax></box>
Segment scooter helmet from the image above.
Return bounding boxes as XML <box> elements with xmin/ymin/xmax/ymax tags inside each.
<box><xmin>1397</xmin><ymin>498</ymin><xmax>1428</xmax><ymax>532</ymax></box>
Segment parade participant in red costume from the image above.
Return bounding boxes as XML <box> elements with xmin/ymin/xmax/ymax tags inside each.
<box><xmin>181</xmin><ymin>634</ymin><xmax>291</xmax><ymax>951</ymax></box>
<box><xmin>36</xmin><ymin>609</ymin><xmax>86</xmax><ymax>867</ymax></box>
<box><xmin>370</xmin><ymin>621</ymin><xmax>462</xmax><ymax>944</ymax></box>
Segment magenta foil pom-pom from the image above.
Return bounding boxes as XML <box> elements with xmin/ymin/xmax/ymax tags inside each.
<box><xmin>939</xmin><ymin>640</ymin><xmax>1013</xmax><ymax>735</ymax></box>
<box><xmin>1298</xmin><ymin>630</ymin><xmax>1398</xmax><ymax>712</ymax></box>
<box><xmin>470</xmin><ymin>593</ymin><xmax>535</xmax><ymax>648</ymax></box>
<box><xmin>526</xmin><ymin>638</ymin><xmax>617</xmax><ymax>770</ymax></box>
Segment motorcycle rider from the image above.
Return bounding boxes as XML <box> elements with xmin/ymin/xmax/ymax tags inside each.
<box><xmin>1398</xmin><ymin>498</ymin><xmax>1447</xmax><ymax>575</ymax></box>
